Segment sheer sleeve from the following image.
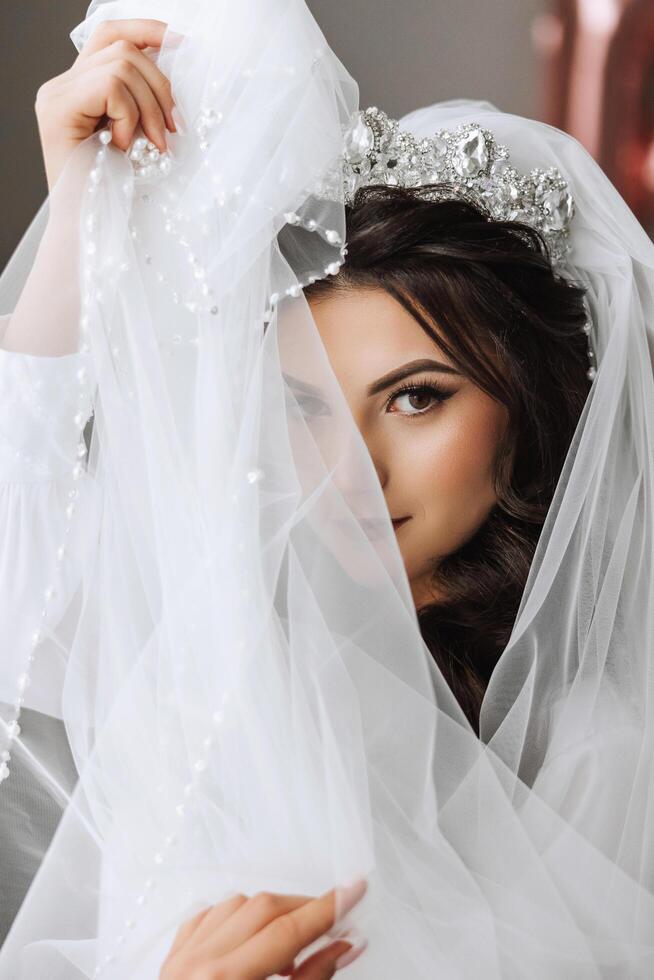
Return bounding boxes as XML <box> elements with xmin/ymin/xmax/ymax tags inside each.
<box><xmin>0</xmin><ymin>312</ymin><xmax>96</xmax><ymax>717</ymax></box>
<box><xmin>0</xmin><ymin>313</ymin><xmax>95</xmax><ymax>942</ymax></box>
<box><xmin>0</xmin><ymin>313</ymin><xmax>93</xmax><ymax>482</ymax></box>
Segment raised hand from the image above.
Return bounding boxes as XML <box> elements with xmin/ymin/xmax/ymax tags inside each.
<box><xmin>34</xmin><ymin>18</ymin><xmax>180</xmax><ymax>192</ymax></box>
<box><xmin>160</xmin><ymin>878</ymin><xmax>369</xmax><ymax>980</ymax></box>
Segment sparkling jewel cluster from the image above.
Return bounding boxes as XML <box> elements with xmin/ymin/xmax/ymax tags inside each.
<box><xmin>313</xmin><ymin>106</ymin><xmax>596</xmax><ymax>380</ymax></box>
<box><xmin>335</xmin><ymin>107</ymin><xmax>576</xmax><ymax>265</ymax></box>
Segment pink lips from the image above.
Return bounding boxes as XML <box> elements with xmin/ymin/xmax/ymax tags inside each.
<box><xmin>333</xmin><ymin>516</ymin><xmax>410</xmax><ymax>541</ymax></box>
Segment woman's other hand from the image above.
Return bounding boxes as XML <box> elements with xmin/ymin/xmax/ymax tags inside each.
<box><xmin>160</xmin><ymin>878</ymin><xmax>369</xmax><ymax>980</ymax></box>
<box><xmin>34</xmin><ymin>18</ymin><xmax>179</xmax><ymax>193</ymax></box>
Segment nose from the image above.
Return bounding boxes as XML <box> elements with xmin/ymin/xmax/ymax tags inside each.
<box><xmin>329</xmin><ymin>413</ymin><xmax>389</xmax><ymax>512</ymax></box>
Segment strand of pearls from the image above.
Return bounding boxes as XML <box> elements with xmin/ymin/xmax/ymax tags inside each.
<box><xmin>125</xmin><ymin>217</ymin><xmax>347</xmax><ymax>350</ymax></box>
<box><xmin>582</xmin><ymin>317</ymin><xmax>597</xmax><ymax>381</ymax></box>
<box><xmin>128</xmin><ymin>186</ymin><xmax>348</xmax><ymax>352</ymax></box>
<box><xmin>578</xmin><ymin>294</ymin><xmax>597</xmax><ymax>381</ymax></box>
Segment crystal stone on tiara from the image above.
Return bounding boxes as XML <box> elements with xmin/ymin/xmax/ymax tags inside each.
<box><xmin>313</xmin><ymin>106</ymin><xmax>576</xmax><ymax>267</ymax></box>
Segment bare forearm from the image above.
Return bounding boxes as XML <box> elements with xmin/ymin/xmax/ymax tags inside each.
<box><xmin>0</xmin><ymin>203</ymin><xmax>81</xmax><ymax>356</ymax></box>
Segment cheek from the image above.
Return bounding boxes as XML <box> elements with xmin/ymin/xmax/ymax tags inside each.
<box><xmin>398</xmin><ymin>399</ymin><xmax>507</xmax><ymax>560</ymax></box>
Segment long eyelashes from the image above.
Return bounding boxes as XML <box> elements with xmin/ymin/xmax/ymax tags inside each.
<box><xmin>385</xmin><ymin>376</ymin><xmax>455</xmax><ymax>417</ymax></box>
<box><xmin>286</xmin><ymin>375</ymin><xmax>456</xmax><ymax>420</ymax></box>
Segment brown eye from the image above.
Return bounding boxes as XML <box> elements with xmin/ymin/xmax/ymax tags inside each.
<box><xmin>387</xmin><ymin>382</ymin><xmax>452</xmax><ymax>417</ymax></box>
<box><xmin>407</xmin><ymin>390</ymin><xmax>432</xmax><ymax>411</ymax></box>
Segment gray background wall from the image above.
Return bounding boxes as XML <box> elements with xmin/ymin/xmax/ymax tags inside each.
<box><xmin>1</xmin><ymin>0</ymin><xmax>546</xmax><ymax>269</ymax></box>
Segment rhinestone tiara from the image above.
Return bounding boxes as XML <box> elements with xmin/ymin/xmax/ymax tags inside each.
<box><xmin>313</xmin><ymin>106</ymin><xmax>576</xmax><ymax>268</ymax></box>
<box><xmin>309</xmin><ymin>106</ymin><xmax>596</xmax><ymax>379</ymax></box>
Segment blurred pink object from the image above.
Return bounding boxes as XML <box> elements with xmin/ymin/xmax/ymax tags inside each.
<box><xmin>534</xmin><ymin>0</ymin><xmax>654</xmax><ymax>235</ymax></box>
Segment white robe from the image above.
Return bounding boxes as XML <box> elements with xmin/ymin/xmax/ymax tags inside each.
<box><xmin>0</xmin><ymin>314</ymin><xmax>82</xmax><ymax>944</ymax></box>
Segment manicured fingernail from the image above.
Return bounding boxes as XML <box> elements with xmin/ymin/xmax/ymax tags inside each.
<box><xmin>335</xmin><ymin>937</ymin><xmax>368</xmax><ymax>970</ymax></box>
<box><xmin>335</xmin><ymin>877</ymin><xmax>367</xmax><ymax>920</ymax></box>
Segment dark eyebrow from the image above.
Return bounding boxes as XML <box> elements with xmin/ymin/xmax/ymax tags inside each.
<box><xmin>282</xmin><ymin>357</ymin><xmax>460</xmax><ymax>401</ymax></box>
<box><xmin>367</xmin><ymin>358</ymin><xmax>461</xmax><ymax>396</ymax></box>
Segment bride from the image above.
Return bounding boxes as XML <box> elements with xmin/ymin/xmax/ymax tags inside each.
<box><xmin>0</xmin><ymin>1</ymin><xmax>652</xmax><ymax>977</ymax></box>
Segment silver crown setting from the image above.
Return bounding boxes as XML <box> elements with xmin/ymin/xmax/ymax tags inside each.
<box><xmin>311</xmin><ymin>106</ymin><xmax>596</xmax><ymax>379</ymax></box>
<box><xmin>315</xmin><ymin>106</ymin><xmax>576</xmax><ymax>268</ymax></box>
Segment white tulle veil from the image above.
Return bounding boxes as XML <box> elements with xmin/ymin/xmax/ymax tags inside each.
<box><xmin>0</xmin><ymin>0</ymin><xmax>652</xmax><ymax>976</ymax></box>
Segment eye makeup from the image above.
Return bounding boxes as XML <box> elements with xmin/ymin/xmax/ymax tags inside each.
<box><xmin>384</xmin><ymin>374</ymin><xmax>456</xmax><ymax>417</ymax></box>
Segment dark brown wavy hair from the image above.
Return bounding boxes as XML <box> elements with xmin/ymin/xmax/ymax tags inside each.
<box><xmin>303</xmin><ymin>184</ymin><xmax>591</xmax><ymax>736</ymax></box>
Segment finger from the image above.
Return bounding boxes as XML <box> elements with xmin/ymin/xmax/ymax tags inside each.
<box><xmin>102</xmin><ymin>61</ymin><xmax>168</xmax><ymax>152</ymax></box>
<box><xmin>216</xmin><ymin>879</ymin><xmax>368</xmax><ymax>979</ymax></box>
<box><xmin>175</xmin><ymin>892</ymin><xmax>250</xmax><ymax>955</ymax></box>
<box><xmin>78</xmin><ymin>18</ymin><xmax>169</xmax><ymax>61</ymax></box>
<box><xmin>66</xmin><ymin>69</ymin><xmax>140</xmax><ymax>152</ymax></box>
<box><xmin>291</xmin><ymin>939</ymin><xmax>357</xmax><ymax>979</ymax></box>
<box><xmin>189</xmin><ymin>891</ymin><xmax>310</xmax><ymax>955</ymax></box>
<box><xmin>165</xmin><ymin>906</ymin><xmax>212</xmax><ymax>958</ymax></box>
<box><xmin>164</xmin><ymin>893</ymin><xmax>249</xmax><ymax>968</ymax></box>
<box><xmin>83</xmin><ymin>39</ymin><xmax>176</xmax><ymax>133</ymax></box>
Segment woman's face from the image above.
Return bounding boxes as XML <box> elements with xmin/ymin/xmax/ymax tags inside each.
<box><xmin>307</xmin><ymin>287</ymin><xmax>510</xmax><ymax>610</ymax></box>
